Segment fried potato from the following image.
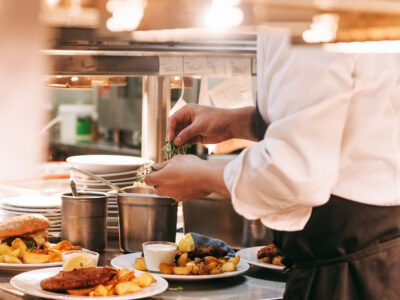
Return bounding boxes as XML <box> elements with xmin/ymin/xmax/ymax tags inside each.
<box><xmin>93</xmin><ymin>284</ymin><xmax>109</xmax><ymax>296</ymax></box>
<box><xmin>114</xmin><ymin>282</ymin><xmax>141</xmax><ymax>295</ymax></box>
<box><xmin>198</xmin><ymin>263</ymin><xmax>209</xmax><ymax>275</ymax></box>
<box><xmin>206</xmin><ymin>261</ymin><xmax>218</xmax><ymax>271</ymax></box>
<box><xmin>0</xmin><ymin>244</ymin><xmax>13</xmax><ymax>255</ymax></box>
<box><xmin>8</xmin><ymin>248</ymin><xmax>21</xmax><ymax>258</ymax></box>
<box><xmin>52</xmin><ymin>241</ymin><xmax>73</xmax><ymax>251</ymax></box>
<box><xmin>67</xmin><ymin>287</ymin><xmax>95</xmax><ymax>296</ymax></box>
<box><xmin>159</xmin><ymin>263</ymin><xmax>174</xmax><ymax>275</ymax></box>
<box><xmin>137</xmin><ymin>273</ymin><xmax>155</xmax><ymax>288</ymax></box>
<box><xmin>221</xmin><ymin>262</ymin><xmax>237</xmax><ymax>272</ymax></box>
<box><xmin>218</xmin><ymin>258</ymin><xmax>227</xmax><ymax>264</ymax></box>
<box><xmin>134</xmin><ymin>257</ymin><xmax>147</xmax><ymax>271</ymax></box>
<box><xmin>173</xmin><ymin>264</ymin><xmax>193</xmax><ymax>275</ymax></box>
<box><xmin>177</xmin><ymin>252</ymin><xmax>188</xmax><ymax>266</ymax></box>
<box><xmin>272</xmin><ymin>255</ymin><xmax>284</xmax><ymax>266</ymax></box>
<box><xmin>3</xmin><ymin>255</ymin><xmax>22</xmax><ymax>264</ymax></box>
<box><xmin>0</xmin><ymin>255</ymin><xmax>4</xmax><ymax>263</ymax></box>
<box><xmin>230</xmin><ymin>255</ymin><xmax>240</xmax><ymax>266</ymax></box>
<box><xmin>260</xmin><ymin>257</ymin><xmax>271</xmax><ymax>264</ymax></box>
<box><xmin>22</xmin><ymin>251</ymin><xmax>50</xmax><ymax>264</ymax></box>
<box><xmin>210</xmin><ymin>267</ymin><xmax>223</xmax><ymax>275</ymax></box>
<box><xmin>204</xmin><ymin>256</ymin><xmax>218</xmax><ymax>264</ymax></box>
<box><xmin>117</xmin><ymin>269</ymin><xmax>135</xmax><ymax>282</ymax></box>
<box><xmin>11</xmin><ymin>238</ymin><xmax>27</xmax><ymax>254</ymax></box>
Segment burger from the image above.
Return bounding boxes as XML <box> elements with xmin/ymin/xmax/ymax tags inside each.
<box><xmin>0</xmin><ymin>214</ymin><xmax>50</xmax><ymax>249</ymax></box>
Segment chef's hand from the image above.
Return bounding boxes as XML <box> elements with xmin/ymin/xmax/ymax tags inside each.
<box><xmin>168</xmin><ymin>104</ymin><xmax>257</xmax><ymax>146</ymax></box>
<box><xmin>144</xmin><ymin>155</ymin><xmax>229</xmax><ymax>201</ymax></box>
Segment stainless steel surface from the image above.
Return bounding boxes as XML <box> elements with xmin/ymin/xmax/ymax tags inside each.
<box><xmin>183</xmin><ymin>197</ymin><xmax>273</xmax><ymax>249</ymax></box>
<box><xmin>0</xmin><ymin>238</ymin><xmax>286</xmax><ymax>300</ymax></box>
<box><xmin>61</xmin><ymin>192</ymin><xmax>108</xmax><ymax>251</ymax></box>
<box><xmin>141</xmin><ymin>76</ymin><xmax>171</xmax><ymax>163</ymax></box>
<box><xmin>70</xmin><ymin>167</ymin><xmax>125</xmax><ymax>193</ymax></box>
<box><xmin>118</xmin><ymin>186</ymin><xmax>178</xmax><ymax>252</ymax></box>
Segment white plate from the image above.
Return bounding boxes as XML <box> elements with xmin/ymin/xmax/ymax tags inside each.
<box><xmin>236</xmin><ymin>246</ymin><xmax>285</xmax><ymax>271</ymax></box>
<box><xmin>0</xmin><ymin>260</ymin><xmax>62</xmax><ymax>272</ymax></box>
<box><xmin>11</xmin><ymin>267</ymin><xmax>168</xmax><ymax>300</ymax></box>
<box><xmin>111</xmin><ymin>253</ymin><xmax>250</xmax><ymax>281</ymax></box>
<box><xmin>72</xmin><ymin>177</ymin><xmax>137</xmax><ymax>185</ymax></box>
<box><xmin>1</xmin><ymin>195</ymin><xmax>61</xmax><ymax>209</ymax></box>
<box><xmin>71</xmin><ymin>169</ymin><xmax>139</xmax><ymax>178</ymax></box>
<box><xmin>67</xmin><ymin>155</ymin><xmax>152</xmax><ymax>173</ymax></box>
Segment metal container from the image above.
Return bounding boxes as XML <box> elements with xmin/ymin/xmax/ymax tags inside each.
<box><xmin>183</xmin><ymin>195</ymin><xmax>273</xmax><ymax>249</ymax></box>
<box><xmin>61</xmin><ymin>192</ymin><xmax>108</xmax><ymax>251</ymax></box>
<box><xmin>117</xmin><ymin>186</ymin><xmax>178</xmax><ymax>252</ymax></box>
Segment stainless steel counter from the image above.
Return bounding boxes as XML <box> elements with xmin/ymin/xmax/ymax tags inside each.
<box><xmin>0</xmin><ymin>240</ymin><xmax>286</xmax><ymax>300</ymax></box>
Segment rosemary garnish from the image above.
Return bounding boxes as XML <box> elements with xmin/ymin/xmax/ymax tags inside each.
<box><xmin>162</xmin><ymin>140</ymin><xmax>190</xmax><ymax>160</ymax></box>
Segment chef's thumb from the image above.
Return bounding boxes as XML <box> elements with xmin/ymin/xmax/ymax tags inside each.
<box><xmin>144</xmin><ymin>171</ymin><xmax>159</xmax><ymax>186</ymax></box>
<box><xmin>175</xmin><ymin>123</ymin><xmax>200</xmax><ymax>146</ymax></box>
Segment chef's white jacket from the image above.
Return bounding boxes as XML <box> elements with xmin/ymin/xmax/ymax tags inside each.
<box><xmin>224</xmin><ymin>28</ymin><xmax>400</xmax><ymax>231</ymax></box>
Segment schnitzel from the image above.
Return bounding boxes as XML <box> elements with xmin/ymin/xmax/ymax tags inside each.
<box><xmin>40</xmin><ymin>267</ymin><xmax>118</xmax><ymax>291</ymax></box>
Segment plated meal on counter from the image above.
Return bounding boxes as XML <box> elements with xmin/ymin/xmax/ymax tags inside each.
<box><xmin>111</xmin><ymin>233</ymin><xmax>250</xmax><ymax>281</ymax></box>
<box><xmin>236</xmin><ymin>243</ymin><xmax>286</xmax><ymax>271</ymax></box>
<box><xmin>0</xmin><ymin>214</ymin><xmax>81</xmax><ymax>270</ymax></box>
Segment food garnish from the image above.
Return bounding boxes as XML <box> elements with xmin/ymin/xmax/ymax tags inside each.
<box><xmin>162</xmin><ymin>140</ymin><xmax>189</xmax><ymax>160</ymax></box>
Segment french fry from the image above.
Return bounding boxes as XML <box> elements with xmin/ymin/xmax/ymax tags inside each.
<box><xmin>0</xmin><ymin>244</ymin><xmax>12</xmax><ymax>255</ymax></box>
<box><xmin>3</xmin><ymin>255</ymin><xmax>22</xmax><ymax>264</ymax></box>
<box><xmin>11</xmin><ymin>238</ymin><xmax>27</xmax><ymax>255</ymax></box>
<box><xmin>67</xmin><ymin>287</ymin><xmax>95</xmax><ymax>296</ymax></box>
<box><xmin>114</xmin><ymin>282</ymin><xmax>142</xmax><ymax>295</ymax></box>
<box><xmin>22</xmin><ymin>251</ymin><xmax>50</xmax><ymax>264</ymax></box>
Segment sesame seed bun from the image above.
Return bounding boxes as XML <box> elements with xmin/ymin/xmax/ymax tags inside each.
<box><xmin>0</xmin><ymin>215</ymin><xmax>50</xmax><ymax>239</ymax></box>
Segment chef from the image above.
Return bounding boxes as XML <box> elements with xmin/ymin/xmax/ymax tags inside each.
<box><xmin>145</xmin><ymin>28</ymin><xmax>400</xmax><ymax>299</ymax></box>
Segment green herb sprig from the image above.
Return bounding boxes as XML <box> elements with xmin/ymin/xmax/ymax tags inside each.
<box><xmin>162</xmin><ymin>140</ymin><xmax>189</xmax><ymax>160</ymax></box>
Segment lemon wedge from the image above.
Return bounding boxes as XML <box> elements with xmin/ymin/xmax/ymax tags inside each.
<box><xmin>63</xmin><ymin>253</ymin><xmax>95</xmax><ymax>271</ymax></box>
<box><xmin>178</xmin><ymin>233</ymin><xmax>195</xmax><ymax>253</ymax></box>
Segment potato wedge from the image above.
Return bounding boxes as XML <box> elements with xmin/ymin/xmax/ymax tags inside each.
<box><xmin>0</xmin><ymin>244</ymin><xmax>13</xmax><ymax>255</ymax></box>
<box><xmin>230</xmin><ymin>255</ymin><xmax>240</xmax><ymax>266</ymax></box>
<box><xmin>114</xmin><ymin>282</ymin><xmax>141</xmax><ymax>295</ymax></box>
<box><xmin>198</xmin><ymin>263</ymin><xmax>209</xmax><ymax>275</ymax></box>
<box><xmin>117</xmin><ymin>269</ymin><xmax>135</xmax><ymax>282</ymax></box>
<box><xmin>178</xmin><ymin>233</ymin><xmax>195</xmax><ymax>253</ymax></box>
<box><xmin>173</xmin><ymin>264</ymin><xmax>193</xmax><ymax>275</ymax></box>
<box><xmin>8</xmin><ymin>248</ymin><xmax>21</xmax><ymax>258</ymax></box>
<box><xmin>137</xmin><ymin>273</ymin><xmax>154</xmax><ymax>288</ymax></box>
<box><xmin>134</xmin><ymin>257</ymin><xmax>147</xmax><ymax>271</ymax></box>
<box><xmin>204</xmin><ymin>256</ymin><xmax>218</xmax><ymax>264</ymax></box>
<box><xmin>221</xmin><ymin>262</ymin><xmax>237</xmax><ymax>272</ymax></box>
<box><xmin>272</xmin><ymin>255</ymin><xmax>284</xmax><ymax>266</ymax></box>
<box><xmin>3</xmin><ymin>255</ymin><xmax>22</xmax><ymax>264</ymax></box>
<box><xmin>67</xmin><ymin>287</ymin><xmax>95</xmax><ymax>296</ymax></box>
<box><xmin>93</xmin><ymin>284</ymin><xmax>108</xmax><ymax>296</ymax></box>
<box><xmin>210</xmin><ymin>267</ymin><xmax>223</xmax><ymax>275</ymax></box>
<box><xmin>177</xmin><ymin>252</ymin><xmax>188</xmax><ymax>266</ymax></box>
<box><xmin>0</xmin><ymin>255</ymin><xmax>4</xmax><ymax>263</ymax></box>
<box><xmin>159</xmin><ymin>263</ymin><xmax>174</xmax><ymax>275</ymax></box>
<box><xmin>22</xmin><ymin>251</ymin><xmax>50</xmax><ymax>264</ymax></box>
<box><xmin>11</xmin><ymin>238</ymin><xmax>27</xmax><ymax>254</ymax></box>
<box><xmin>260</xmin><ymin>257</ymin><xmax>271</xmax><ymax>264</ymax></box>
<box><xmin>206</xmin><ymin>261</ymin><xmax>218</xmax><ymax>271</ymax></box>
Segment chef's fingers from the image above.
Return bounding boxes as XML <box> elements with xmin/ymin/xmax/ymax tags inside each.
<box><xmin>144</xmin><ymin>170</ymin><xmax>161</xmax><ymax>186</ymax></box>
<box><xmin>152</xmin><ymin>160</ymin><xmax>169</xmax><ymax>171</ymax></box>
<box><xmin>174</xmin><ymin>122</ymin><xmax>201</xmax><ymax>146</ymax></box>
<box><xmin>167</xmin><ymin>107</ymin><xmax>192</xmax><ymax>142</ymax></box>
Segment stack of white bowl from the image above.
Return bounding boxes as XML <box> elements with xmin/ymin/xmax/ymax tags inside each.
<box><xmin>67</xmin><ymin>155</ymin><xmax>153</xmax><ymax>237</ymax></box>
<box><xmin>0</xmin><ymin>195</ymin><xmax>62</xmax><ymax>238</ymax></box>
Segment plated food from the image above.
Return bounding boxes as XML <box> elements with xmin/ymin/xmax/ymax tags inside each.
<box><xmin>0</xmin><ymin>214</ymin><xmax>81</xmax><ymax>265</ymax></box>
<box><xmin>111</xmin><ymin>234</ymin><xmax>250</xmax><ymax>281</ymax></box>
<box><xmin>11</xmin><ymin>267</ymin><xmax>168</xmax><ymax>300</ymax></box>
<box><xmin>257</xmin><ymin>243</ymin><xmax>284</xmax><ymax>266</ymax></box>
<box><xmin>236</xmin><ymin>244</ymin><xmax>286</xmax><ymax>271</ymax></box>
<box><xmin>41</xmin><ymin>266</ymin><xmax>157</xmax><ymax>297</ymax></box>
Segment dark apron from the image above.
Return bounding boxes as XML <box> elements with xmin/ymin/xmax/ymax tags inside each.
<box><xmin>274</xmin><ymin>194</ymin><xmax>400</xmax><ymax>300</ymax></box>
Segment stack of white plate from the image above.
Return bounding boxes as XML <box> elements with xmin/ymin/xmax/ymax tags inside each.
<box><xmin>67</xmin><ymin>155</ymin><xmax>152</xmax><ymax>236</ymax></box>
<box><xmin>0</xmin><ymin>195</ymin><xmax>61</xmax><ymax>238</ymax></box>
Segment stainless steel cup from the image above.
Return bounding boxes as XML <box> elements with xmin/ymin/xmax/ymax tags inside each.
<box><xmin>117</xmin><ymin>186</ymin><xmax>178</xmax><ymax>252</ymax></box>
<box><xmin>61</xmin><ymin>192</ymin><xmax>108</xmax><ymax>251</ymax></box>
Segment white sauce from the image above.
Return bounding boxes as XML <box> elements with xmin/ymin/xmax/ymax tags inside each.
<box><xmin>143</xmin><ymin>242</ymin><xmax>177</xmax><ymax>272</ymax></box>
